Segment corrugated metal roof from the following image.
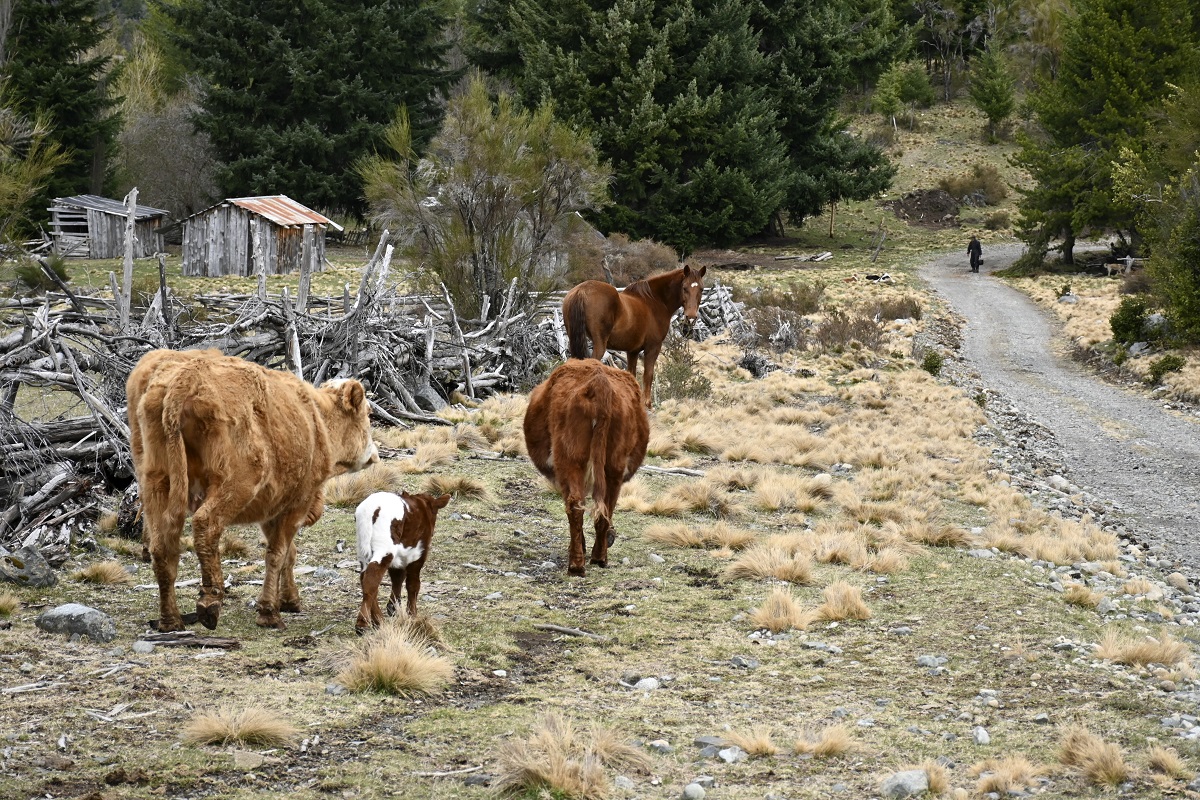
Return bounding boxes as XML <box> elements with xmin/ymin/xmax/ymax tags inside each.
<box><xmin>53</xmin><ymin>194</ymin><xmax>170</xmax><ymax>220</ymax></box>
<box><xmin>227</xmin><ymin>195</ymin><xmax>344</xmax><ymax>232</ymax></box>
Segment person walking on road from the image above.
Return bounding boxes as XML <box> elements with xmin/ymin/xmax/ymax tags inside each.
<box><xmin>967</xmin><ymin>235</ymin><xmax>982</xmax><ymax>273</ymax></box>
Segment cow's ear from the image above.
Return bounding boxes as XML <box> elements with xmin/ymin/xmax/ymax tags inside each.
<box><xmin>342</xmin><ymin>380</ymin><xmax>366</xmax><ymax>411</ymax></box>
<box><xmin>435</xmin><ymin>494</ymin><xmax>451</xmax><ymax>509</ymax></box>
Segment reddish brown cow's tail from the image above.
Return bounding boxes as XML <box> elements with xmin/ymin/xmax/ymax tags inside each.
<box><xmin>588</xmin><ymin>371</ymin><xmax>614</xmax><ymax>523</ymax></box>
<box><xmin>159</xmin><ymin>369</ymin><xmax>194</xmax><ymax>515</ymax></box>
<box><xmin>563</xmin><ymin>292</ymin><xmax>591</xmax><ymax>359</ymax></box>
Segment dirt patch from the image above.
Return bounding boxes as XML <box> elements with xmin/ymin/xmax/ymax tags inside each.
<box><xmin>882</xmin><ymin>189</ymin><xmax>960</xmax><ymax>229</ymax></box>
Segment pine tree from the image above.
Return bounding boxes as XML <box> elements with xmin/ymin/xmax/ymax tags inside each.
<box><xmin>967</xmin><ymin>47</ymin><xmax>1015</xmax><ymax>141</ymax></box>
<box><xmin>4</xmin><ymin>0</ymin><xmax>120</xmax><ymax>216</ymax></box>
<box><xmin>1012</xmin><ymin>0</ymin><xmax>1199</xmax><ymax>265</ymax></box>
<box><xmin>160</xmin><ymin>0</ymin><xmax>457</xmax><ymax>217</ymax></box>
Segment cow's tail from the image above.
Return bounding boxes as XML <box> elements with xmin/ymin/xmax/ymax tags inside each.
<box><xmin>159</xmin><ymin>369</ymin><xmax>194</xmax><ymax>515</ymax></box>
<box><xmin>563</xmin><ymin>291</ymin><xmax>591</xmax><ymax>359</ymax></box>
<box><xmin>588</xmin><ymin>371</ymin><xmax>614</xmax><ymax>524</ymax></box>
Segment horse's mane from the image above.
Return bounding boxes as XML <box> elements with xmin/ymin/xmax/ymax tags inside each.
<box><xmin>622</xmin><ymin>267</ymin><xmax>680</xmax><ymax>300</ymax></box>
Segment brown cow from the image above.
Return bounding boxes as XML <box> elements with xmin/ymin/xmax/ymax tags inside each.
<box><xmin>354</xmin><ymin>490</ymin><xmax>451</xmax><ymax>634</ymax></box>
<box><xmin>126</xmin><ymin>348</ymin><xmax>379</xmax><ymax>632</ymax></box>
<box><xmin>523</xmin><ymin>360</ymin><xmax>649</xmax><ymax>576</ymax></box>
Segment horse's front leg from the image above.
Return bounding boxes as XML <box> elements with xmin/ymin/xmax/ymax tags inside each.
<box><xmin>640</xmin><ymin>344</ymin><xmax>661</xmax><ymax>409</ymax></box>
<box><xmin>626</xmin><ymin>349</ymin><xmax>641</xmax><ymax>385</ymax></box>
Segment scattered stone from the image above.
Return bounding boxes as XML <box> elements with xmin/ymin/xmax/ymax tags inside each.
<box><xmin>682</xmin><ymin>783</ymin><xmax>706</xmax><ymax>800</ymax></box>
<box><xmin>692</xmin><ymin>776</ymin><xmax>715</xmax><ymax>788</ymax></box>
<box><xmin>232</xmin><ymin>750</ymin><xmax>265</xmax><ymax>770</ymax></box>
<box><xmin>1031</xmin><ymin>713</ymin><xmax>1050</xmax><ymax>724</ymax></box>
<box><xmin>492</xmin><ymin>669</ymin><xmax>507</xmax><ymax>678</ymax></box>
<box><xmin>634</xmin><ymin>677</ymin><xmax>660</xmax><ymax>691</ymax></box>
<box><xmin>648</xmin><ymin>553</ymin><xmax>665</xmax><ymax>564</ymax></box>
<box><xmin>131</xmin><ymin>640</ymin><xmax>155</xmax><ymax>655</ymax></box>
<box><xmin>35</xmin><ymin>603</ymin><xmax>116</xmax><ymax>642</ymax></box>
<box><xmin>485</xmin><ymin>592</ymin><xmax>503</xmax><ymax>600</ymax></box>
<box><xmin>647</xmin><ymin>740</ymin><xmax>674</xmax><ymax>754</ymax></box>
<box><xmin>0</xmin><ymin>545</ymin><xmax>57</xmax><ymax>588</ymax></box>
<box><xmin>718</xmin><ymin>746</ymin><xmax>748</xmax><ymax>764</ymax></box>
<box><xmin>325</xmin><ymin>683</ymin><xmax>347</xmax><ymax>696</ymax></box>
<box><xmin>694</xmin><ymin>735</ymin><xmax>726</xmax><ymax>748</ymax></box>
<box><xmin>614</xmin><ymin>775</ymin><xmax>636</xmax><ymax>792</ymax></box>
<box><xmin>916</xmin><ymin>655</ymin><xmax>946</xmax><ymax>668</ymax></box>
<box><xmin>463</xmin><ymin>773</ymin><xmax>493</xmax><ymax>787</ymax></box>
<box><xmin>730</xmin><ymin>655</ymin><xmax>759</xmax><ymax>669</ymax></box>
<box><xmin>881</xmin><ymin>769</ymin><xmax>929</xmax><ymax>798</ymax></box>
<box><xmin>968</xmin><ymin>549</ymin><xmax>996</xmax><ymax>559</ymax></box>
<box><xmin>973</xmin><ymin>726</ymin><xmax>990</xmax><ymax>745</ymax></box>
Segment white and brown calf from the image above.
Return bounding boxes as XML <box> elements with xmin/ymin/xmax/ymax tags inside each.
<box><xmin>354</xmin><ymin>490</ymin><xmax>450</xmax><ymax>634</ymax></box>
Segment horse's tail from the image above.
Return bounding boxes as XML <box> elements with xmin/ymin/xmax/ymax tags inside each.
<box><xmin>587</xmin><ymin>370</ymin><xmax>615</xmax><ymax>524</ymax></box>
<box><xmin>563</xmin><ymin>290</ymin><xmax>591</xmax><ymax>359</ymax></box>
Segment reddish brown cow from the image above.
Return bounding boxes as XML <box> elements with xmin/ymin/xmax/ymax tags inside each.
<box><xmin>126</xmin><ymin>348</ymin><xmax>379</xmax><ymax>632</ymax></box>
<box><xmin>354</xmin><ymin>490</ymin><xmax>450</xmax><ymax>634</ymax></box>
<box><xmin>523</xmin><ymin>360</ymin><xmax>649</xmax><ymax>576</ymax></box>
<box><xmin>562</xmin><ymin>264</ymin><xmax>706</xmax><ymax>408</ymax></box>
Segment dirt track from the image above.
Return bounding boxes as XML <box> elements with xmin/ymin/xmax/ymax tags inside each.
<box><xmin>922</xmin><ymin>243</ymin><xmax>1200</xmax><ymax>571</ymax></box>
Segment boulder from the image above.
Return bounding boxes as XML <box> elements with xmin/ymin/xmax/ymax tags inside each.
<box><xmin>0</xmin><ymin>545</ymin><xmax>58</xmax><ymax>588</ymax></box>
<box><xmin>35</xmin><ymin>603</ymin><xmax>117</xmax><ymax>642</ymax></box>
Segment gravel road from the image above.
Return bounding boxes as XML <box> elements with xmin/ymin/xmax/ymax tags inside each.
<box><xmin>921</xmin><ymin>243</ymin><xmax>1200</xmax><ymax>570</ymax></box>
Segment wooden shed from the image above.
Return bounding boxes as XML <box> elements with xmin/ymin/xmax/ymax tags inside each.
<box><xmin>49</xmin><ymin>194</ymin><xmax>169</xmax><ymax>259</ymax></box>
<box><xmin>181</xmin><ymin>195</ymin><xmax>343</xmax><ymax>277</ymax></box>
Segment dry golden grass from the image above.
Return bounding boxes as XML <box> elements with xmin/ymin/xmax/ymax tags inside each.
<box><xmin>721</xmin><ymin>440</ymin><xmax>777</xmax><ymax>464</ymax></box>
<box><xmin>1096</xmin><ymin>629</ymin><xmax>1191</xmax><ymax>667</ymax></box>
<box><xmin>901</xmin><ymin>521</ymin><xmax>974</xmax><ymax>548</ymax></box>
<box><xmin>74</xmin><ymin>560</ymin><xmax>132</xmax><ymax>585</ymax></box>
<box><xmin>221</xmin><ymin>535</ymin><xmax>252</xmax><ymax>559</ymax></box>
<box><xmin>493</xmin><ymin>712</ymin><xmax>646</xmax><ymax>799</ymax></box>
<box><xmin>1146</xmin><ymin>744</ymin><xmax>1189</xmax><ymax>779</ymax></box>
<box><xmin>1057</xmin><ymin>725</ymin><xmax>1129</xmax><ymax>786</ymax></box>
<box><xmin>921</xmin><ymin>760</ymin><xmax>950</xmax><ymax>794</ymax></box>
<box><xmin>495</xmin><ymin>435</ymin><xmax>526</xmax><ymax>458</ymax></box>
<box><xmin>749</xmin><ymin>587</ymin><xmax>818</xmax><ymax>633</ymax></box>
<box><xmin>861</xmin><ymin>546</ymin><xmax>910</xmax><ymax>575</ymax></box>
<box><xmin>970</xmin><ymin>755</ymin><xmax>1046</xmax><ymax>795</ymax></box>
<box><xmin>397</xmin><ymin>441</ymin><xmax>460</xmax><ymax>473</ymax></box>
<box><xmin>666</xmin><ymin>480</ymin><xmax>744</xmax><ymax>519</ymax></box>
<box><xmin>752</xmin><ymin>472</ymin><xmax>831</xmax><ymax>513</ymax></box>
<box><xmin>336</xmin><ymin>618</ymin><xmax>455</xmax><ymax>696</ymax></box>
<box><xmin>96</xmin><ymin>510</ymin><xmax>118</xmax><ymax>534</ymax></box>
<box><xmin>818</xmin><ymin>581</ymin><xmax>871</xmax><ymax>621</ymax></box>
<box><xmin>726</xmin><ymin>726</ymin><xmax>780</xmax><ymax>757</ymax></box>
<box><xmin>422</xmin><ymin>473</ymin><xmax>492</xmax><ymax>501</ymax></box>
<box><xmin>1123</xmin><ymin>577</ymin><xmax>1156</xmax><ymax>596</ymax></box>
<box><xmin>646</xmin><ymin>432</ymin><xmax>681</xmax><ymax>458</ymax></box>
<box><xmin>324</xmin><ymin>463</ymin><xmax>406</xmax><ymax>507</ymax></box>
<box><xmin>1063</xmin><ymin>583</ymin><xmax>1103</xmax><ymax>609</ymax></box>
<box><xmin>724</xmin><ymin>546</ymin><xmax>813</xmax><ymax>584</ymax></box>
<box><xmin>182</xmin><ymin>707</ymin><xmax>300</xmax><ymax>747</ymax></box>
<box><xmin>644</xmin><ymin>523</ymin><xmax>704</xmax><ymax>549</ymax></box>
<box><xmin>698</xmin><ymin>521</ymin><xmax>756</xmax><ymax>551</ymax></box>
<box><xmin>814</xmin><ymin>531</ymin><xmax>869</xmax><ymax>568</ymax></box>
<box><xmin>449</xmin><ymin>422</ymin><xmax>490</xmax><ymax>451</ymax></box>
<box><xmin>707</xmin><ymin>465</ymin><xmax>761</xmax><ymax>491</ymax></box>
<box><xmin>100</xmin><ymin>536</ymin><xmax>143</xmax><ymax>559</ymax></box>
<box><xmin>0</xmin><ymin>591</ymin><xmax>19</xmax><ymax>616</ymax></box>
<box><xmin>793</xmin><ymin>724</ymin><xmax>855</xmax><ymax>758</ymax></box>
<box><xmin>677</xmin><ymin>427</ymin><xmax>719</xmax><ymax>455</ymax></box>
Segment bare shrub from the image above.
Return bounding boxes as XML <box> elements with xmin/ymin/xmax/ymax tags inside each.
<box><xmin>868</xmin><ymin>295</ymin><xmax>922</xmax><ymax>321</ymax></box>
<box><xmin>655</xmin><ymin>332</ymin><xmax>712</xmax><ymax>401</ymax></box>
<box><xmin>603</xmin><ymin>233</ymin><xmax>680</xmax><ymax>285</ymax></box>
<box><xmin>983</xmin><ymin>210</ymin><xmax>1010</xmax><ymax>230</ymax></box>
<box><xmin>812</xmin><ymin>310</ymin><xmax>884</xmax><ymax>352</ymax></box>
<box><xmin>735</xmin><ymin>281</ymin><xmax>826</xmax><ymax>316</ymax></box>
<box><xmin>938</xmin><ymin>163</ymin><xmax>1009</xmax><ymax>205</ymax></box>
<box><xmin>745</xmin><ymin>308</ymin><xmax>809</xmax><ymax>351</ymax></box>
<box><xmin>182</xmin><ymin>707</ymin><xmax>299</xmax><ymax>747</ymax></box>
<box><xmin>1120</xmin><ymin>269</ymin><xmax>1152</xmax><ymax>295</ymax></box>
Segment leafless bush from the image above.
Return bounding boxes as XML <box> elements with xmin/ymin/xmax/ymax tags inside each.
<box><xmin>984</xmin><ymin>210</ymin><xmax>1010</xmax><ymax>230</ymax></box>
<box><xmin>745</xmin><ymin>308</ymin><xmax>808</xmax><ymax>351</ymax></box>
<box><xmin>812</xmin><ymin>310</ymin><xmax>884</xmax><ymax>352</ymax></box>
<box><xmin>1120</xmin><ymin>270</ymin><xmax>1152</xmax><ymax>295</ymax></box>
<box><xmin>868</xmin><ymin>295</ymin><xmax>922</xmax><ymax>321</ymax></box>
<box><xmin>938</xmin><ymin>163</ymin><xmax>1009</xmax><ymax>206</ymax></box>
<box><xmin>602</xmin><ymin>233</ymin><xmax>680</xmax><ymax>285</ymax></box>
<box><xmin>117</xmin><ymin>92</ymin><xmax>219</xmax><ymax>219</ymax></box>
<box><xmin>735</xmin><ymin>280</ymin><xmax>826</xmax><ymax>316</ymax></box>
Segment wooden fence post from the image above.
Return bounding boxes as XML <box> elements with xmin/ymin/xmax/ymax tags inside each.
<box><xmin>120</xmin><ymin>187</ymin><xmax>137</xmax><ymax>329</ymax></box>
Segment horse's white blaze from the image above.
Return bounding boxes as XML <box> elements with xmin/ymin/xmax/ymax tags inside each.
<box><xmin>690</xmin><ymin>282</ymin><xmax>699</xmax><ymax>288</ymax></box>
<box><xmin>355</xmin><ymin>492</ymin><xmax>423</xmax><ymax>571</ymax></box>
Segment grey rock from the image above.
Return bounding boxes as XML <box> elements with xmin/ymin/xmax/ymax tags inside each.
<box><xmin>968</xmin><ymin>549</ymin><xmax>996</xmax><ymax>559</ymax></box>
<box><xmin>634</xmin><ymin>677</ymin><xmax>660</xmax><ymax>691</ymax></box>
<box><xmin>1031</xmin><ymin>712</ymin><xmax>1050</xmax><ymax>724</ymax></box>
<box><xmin>694</xmin><ymin>735</ymin><xmax>726</xmax><ymax>748</ymax></box>
<box><xmin>131</xmin><ymin>640</ymin><xmax>155</xmax><ymax>655</ymax></box>
<box><xmin>485</xmin><ymin>591</ymin><xmax>503</xmax><ymax>600</ymax></box>
<box><xmin>647</xmin><ymin>739</ymin><xmax>674</xmax><ymax>754</ymax></box>
<box><xmin>1128</xmin><ymin>341</ymin><xmax>1151</xmax><ymax>357</ymax></box>
<box><xmin>0</xmin><ymin>546</ymin><xmax>57</xmax><ymax>588</ymax></box>
<box><xmin>692</xmin><ymin>775</ymin><xmax>715</xmax><ymax>788</ymax></box>
<box><xmin>698</xmin><ymin>745</ymin><xmax>721</xmax><ymax>758</ymax></box>
<box><xmin>463</xmin><ymin>773</ymin><xmax>493</xmax><ymax>787</ymax></box>
<box><xmin>682</xmin><ymin>784</ymin><xmax>706</xmax><ymax>800</ymax></box>
<box><xmin>881</xmin><ymin>769</ymin><xmax>929</xmax><ymax>798</ymax></box>
<box><xmin>35</xmin><ymin>603</ymin><xmax>115</xmax><ymax>642</ymax></box>
<box><xmin>1057</xmin><ymin>293</ymin><xmax>1078</xmax><ymax>304</ymax></box>
<box><xmin>973</xmin><ymin>726</ymin><xmax>990</xmax><ymax>745</ymax></box>
<box><xmin>730</xmin><ymin>655</ymin><xmax>760</xmax><ymax>669</ymax></box>
<box><xmin>648</xmin><ymin>553</ymin><xmax>665</xmax><ymax>564</ymax></box>
<box><xmin>718</xmin><ymin>746</ymin><xmax>748</xmax><ymax>763</ymax></box>
<box><xmin>916</xmin><ymin>655</ymin><xmax>946</xmax><ymax>668</ymax></box>
<box><xmin>1096</xmin><ymin>597</ymin><xmax>1117</xmax><ymax>614</ymax></box>
<box><xmin>325</xmin><ymin>683</ymin><xmax>347</xmax><ymax>695</ymax></box>
<box><xmin>890</xmin><ymin>626</ymin><xmax>914</xmax><ymax>635</ymax></box>
<box><xmin>614</xmin><ymin>775</ymin><xmax>636</xmax><ymax>792</ymax></box>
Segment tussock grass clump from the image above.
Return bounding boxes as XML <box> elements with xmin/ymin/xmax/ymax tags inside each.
<box><xmin>818</xmin><ymin>581</ymin><xmax>871</xmax><ymax>621</ymax></box>
<box><xmin>794</xmin><ymin>724</ymin><xmax>855</xmax><ymax>758</ymax></box>
<box><xmin>1146</xmin><ymin>744</ymin><xmax>1189</xmax><ymax>779</ymax></box>
<box><xmin>182</xmin><ymin>707</ymin><xmax>300</xmax><ymax>747</ymax></box>
<box><xmin>96</xmin><ymin>509</ymin><xmax>119</xmax><ymax>534</ymax></box>
<box><xmin>0</xmin><ymin>591</ymin><xmax>19</xmax><ymax>616</ymax></box>
<box><xmin>422</xmin><ymin>473</ymin><xmax>492</xmax><ymax>501</ymax></box>
<box><xmin>726</xmin><ymin>726</ymin><xmax>780</xmax><ymax>757</ymax></box>
<box><xmin>921</xmin><ymin>760</ymin><xmax>950</xmax><ymax>794</ymax></box>
<box><xmin>814</xmin><ymin>531</ymin><xmax>869</xmax><ymax>568</ymax></box>
<box><xmin>74</xmin><ymin>560</ymin><xmax>132</xmax><ymax>585</ymax></box>
<box><xmin>1122</xmin><ymin>577</ymin><xmax>1155</xmax><ymax>596</ymax></box>
<box><xmin>1096</xmin><ymin>628</ymin><xmax>1191</xmax><ymax>667</ymax></box>
<box><xmin>644</xmin><ymin>523</ymin><xmax>703</xmax><ymax>549</ymax></box>
<box><xmin>221</xmin><ymin>535</ymin><xmax>252</xmax><ymax>559</ymax></box>
<box><xmin>665</xmin><ymin>480</ymin><xmax>744</xmax><ymax>519</ymax></box>
<box><xmin>449</xmin><ymin>422</ymin><xmax>490</xmax><ymax>451</ymax></box>
<box><xmin>707</xmin><ymin>465</ymin><xmax>761</xmax><ymax>491</ymax></box>
<box><xmin>901</xmin><ymin>521</ymin><xmax>974</xmax><ymax>548</ymax></box>
<box><xmin>397</xmin><ymin>442</ymin><xmax>459</xmax><ymax>473</ymax></box>
<box><xmin>677</xmin><ymin>427</ymin><xmax>720</xmax><ymax>455</ymax></box>
<box><xmin>750</xmin><ymin>587</ymin><xmax>817</xmax><ymax>633</ymax></box>
<box><xmin>493</xmin><ymin>711</ymin><xmax>649</xmax><ymax>799</ymax></box>
<box><xmin>862</xmin><ymin>546</ymin><xmax>910</xmax><ymax>574</ymax></box>
<box><xmin>724</xmin><ymin>546</ymin><xmax>813</xmax><ymax>584</ymax></box>
<box><xmin>495</xmin><ymin>435</ymin><xmax>526</xmax><ymax>458</ymax></box>
<box><xmin>698</xmin><ymin>521</ymin><xmax>756</xmax><ymax>551</ymax></box>
<box><xmin>1063</xmin><ymin>583</ymin><xmax>1103</xmax><ymax>608</ymax></box>
<box><xmin>324</xmin><ymin>464</ymin><xmax>405</xmax><ymax>507</ymax></box>
<box><xmin>100</xmin><ymin>536</ymin><xmax>144</xmax><ymax>559</ymax></box>
<box><xmin>970</xmin><ymin>755</ymin><xmax>1046</xmax><ymax>795</ymax></box>
<box><xmin>646</xmin><ymin>432</ymin><xmax>681</xmax><ymax>459</ymax></box>
<box><xmin>617</xmin><ymin>478</ymin><xmax>688</xmax><ymax>517</ymax></box>
<box><xmin>1057</xmin><ymin>725</ymin><xmax>1129</xmax><ymax>786</ymax></box>
<box><xmin>336</xmin><ymin>618</ymin><xmax>454</xmax><ymax>696</ymax></box>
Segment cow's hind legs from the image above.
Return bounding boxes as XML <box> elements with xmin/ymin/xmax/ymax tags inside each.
<box><xmin>146</xmin><ymin>473</ymin><xmax>187</xmax><ymax>631</ymax></box>
<box><xmin>256</xmin><ymin>511</ymin><xmax>306</xmax><ymax>629</ymax></box>
<box><xmin>566</xmin><ymin>492</ymin><xmax>588</xmax><ymax>577</ymax></box>
<box><xmin>590</xmin><ymin>469</ymin><xmax>623</xmax><ymax>567</ymax></box>
<box><xmin>279</xmin><ymin>536</ymin><xmax>303</xmax><ymax>613</ymax></box>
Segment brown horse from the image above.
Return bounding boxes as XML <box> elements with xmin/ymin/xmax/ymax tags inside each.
<box><xmin>523</xmin><ymin>360</ymin><xmax>649</xmax><ymax>576</ymax></box>
<box><xmin>562</xmin><ymin>264</ymin><xmax>707</xmax><ymax>407</ymax></box>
